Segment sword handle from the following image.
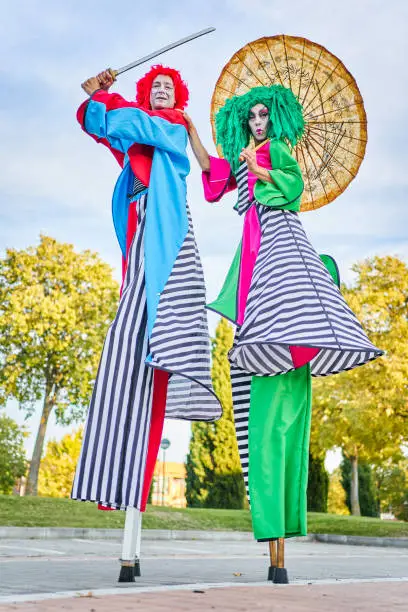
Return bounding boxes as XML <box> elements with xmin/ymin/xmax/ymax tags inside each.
<box><xmin>108</xmin><ymin>68</ymin><xmax>118</xmax><ymax>82</ymax></box>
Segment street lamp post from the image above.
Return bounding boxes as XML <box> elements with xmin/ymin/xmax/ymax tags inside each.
<box><xmin>160</xmin><ymin>438</ymin><xmax>171</xmax><ymax>506</ymax></box>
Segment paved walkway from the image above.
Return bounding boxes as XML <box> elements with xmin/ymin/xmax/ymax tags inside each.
<box><xmin>1</xmin><ymin>538</ymin><xmax>407</xmax><ymax>610</ymax></box>
<box><xmin>1</xmin><ymin>538</ymin><xmax>407</xmax><ymax>597</ymax></box>
<box><xmin>0</xmin><ymin>581</ymin><xmax>407</xmax><ymax>611</ymax></box>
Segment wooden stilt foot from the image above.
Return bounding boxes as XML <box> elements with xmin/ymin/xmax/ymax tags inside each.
<box><xmin>267</xmin><ymin>539</ymin><xmax>277</xmax><ymax>581</ymax></box>
<box><xmin>273</xmin><ymin>538</ymin><xmax>289</xmax><ymax>584</ymax></box>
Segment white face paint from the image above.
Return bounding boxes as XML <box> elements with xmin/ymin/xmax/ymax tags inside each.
<box><xmin>150</xmin><ymin>74</ymin><xmax>175</xmax><ymax>110</ymax></box>
<box><xmin>248</xmin><ymin>103</ymin><xmax>270</xmax><ymax>143</ymax></box>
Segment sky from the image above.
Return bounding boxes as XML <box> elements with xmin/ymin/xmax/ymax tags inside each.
<box><xmin>1</xmin><ymin>0</ymin><xmax>407</xmax><ymax>471</ymax></box>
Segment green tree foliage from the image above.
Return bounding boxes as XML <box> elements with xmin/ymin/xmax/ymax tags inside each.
<box><xmin>307</xmin><ymin>453</ymin><xmax>329</xmax><ymax>512</ymax></box>
<box><xmin>327</xmin><ymin>468</ymin><xmax>350</xmax><ymax>515</ymax></box>
<box><xmin>311</xmin><ymin>256</ymin><xmax>408</xmax><ymax>514</ymax></box>
<box><xmin>374</xmin><ymin>459</ymin><xmax>408</xmax><ymax>521</ymax></box>
<box><xmin>186</xmin><ymin>422</ymin><xmax>215</xmax><ymax>507</ymax></box>
<box><xmin>341</xmin><ymin>457</ymin><xmax>379</xmax><ymax>517</ymax></box>
<box><xmin>147</xmin><ymin>477</ymin><xmax>155</xmax><ymax>505</ymax></box>
<box><xmin>206</xmin><ymin>318</ymin><xmax>245</xmax><ymax>509</ymax></box>
<box><xmin>186</xmin><ymin>318</ymin><xmax>245</xmax><ymax>509</ymax></box>
<box><xmin>38</xmin><ymin>428</ymin><xmax>83</xmax><ymax>498</ymax></box>
<box><xmin>0</xmin><ymin>413</ymin><xmax>27</xmax><ymax>494</ymax></box>
<box><xmin>0</xmin><ymin>236</ymin><xmax>119</xmax><ymax>495</ymax></box>
<box><xmin>395</xmin><ymin>497</ymin><xmax>408</xmax><ymax>522</ymax></box>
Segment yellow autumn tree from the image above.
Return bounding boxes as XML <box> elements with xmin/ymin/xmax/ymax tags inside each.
<box><xmin>38</xmin><ymin>428</ymin><xmax>83</xmax><ymax>498</ymax></box>
<box><xmin>327</xmin><ymin>468</ymin><xmax>350</xmax><ymax>515</ymax></box>
<box><xmin>0</xmin><ymin>236</ymin><xmax>119</xmax><ymax>496</ymax></box>
<box><xmin>311</xmin><ymin>256</ymin><xmax>408</xmax><ymax>515</ymax></box>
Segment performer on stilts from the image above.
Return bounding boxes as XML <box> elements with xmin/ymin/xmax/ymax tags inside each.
<box><xmin>185</xmin><ymin>35</ymin><xmax>383</xmax><ymax>583</ymax></box>
<box><xmin>71</xmin><ymin>64</ymin><xmax>221</xmax><ymax>581</ymax></box>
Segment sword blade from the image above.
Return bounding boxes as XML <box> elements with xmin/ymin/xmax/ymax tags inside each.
<box><xmin>114</xmin><ymin>27</ymin><xmax>216</xmax><ymax>76</ymax></box>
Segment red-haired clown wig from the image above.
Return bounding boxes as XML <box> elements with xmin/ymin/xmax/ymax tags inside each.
<box><xmin>136</xmin><ymin>64</ymin><xmax>189</xmax><ymax>110</ymax></box>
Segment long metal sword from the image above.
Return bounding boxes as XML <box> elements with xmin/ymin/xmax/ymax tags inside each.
<box><xmin>109</xmin><ymin>27</ymin><xmax>216</xmax><ymax>79</ymax></box>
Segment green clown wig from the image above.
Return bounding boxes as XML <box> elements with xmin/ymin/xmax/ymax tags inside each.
<box><xmin>215</xmin><ymin>85</ymin><xmax>305</xmax><ymax>173</ymax></box>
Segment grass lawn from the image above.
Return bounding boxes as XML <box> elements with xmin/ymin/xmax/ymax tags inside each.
<box><xmin>1</xmin><ymin>495</ymin><xmax>407</xmax><ymax>537</ymax></box>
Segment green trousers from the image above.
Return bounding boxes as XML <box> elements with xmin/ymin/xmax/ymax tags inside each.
<box><xmin>248</xmin><ymin>365</ymin><xmax>312</xmax><ymax>540</ymax></box>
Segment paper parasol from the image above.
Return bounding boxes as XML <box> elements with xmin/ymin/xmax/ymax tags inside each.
<box><xmin>210</xmin><ymin>35</ymin><xmax>367</xmax><ymax>211</ymax></box>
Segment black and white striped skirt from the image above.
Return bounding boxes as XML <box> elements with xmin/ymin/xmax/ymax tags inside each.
<box><xmin>230</xmin><ymin>205</ymin><xmax>383</xmax><ymax>377</ymax></box>
<box><xmin>72</xmin><ymin>195</ymin><xmax>152</xmax><ymax>509</ymax></box>
<box><xmin>72</xmin><ymin>193</ymin><xmax>221</xmax><ymax>509</ymax></box>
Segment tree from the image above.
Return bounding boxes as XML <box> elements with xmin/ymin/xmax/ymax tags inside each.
<box><xmin>307</xmin><ymin>453</ymin><xmax>329</xmax><ymax>513</ymax></box>
<box><xmin>206</xmin><ymin>318</ymin><xmax>245</xmax><ymax>509</ymax></box>
<box><xmin>0</xmin><ymin>236</ymin><xmax>119</xmax><ymax>495</ymax></box>
<box><xmin>38</xmin><ymin>428</ymin><xmax>83</xmax><ymax>498</ymax></box>
<box><xmin>147</xmin><ymin>477</ymin><xmax>155</xmax><ymax>505</ymax></box>
<box><xmin>374</xmin><ymin>458</ymin><xmax>408</xmax><ymax>520</ymax></box>
<box><xmin>311</xmin><ymin>256</ymin><xmax>408</xmax><ymax>514</ymax></box>
<box><xmin>395</xmin><ymin>495</ymin><xmax>408</xmax><ymax>522</ymax></box>
<box><xmin>327</xmin><ymin>468</ymin><xmax>350</xmax><ymax>515</ymax></box>
<box><xmin>0</xmin><ymin>413</ymin><xmax>27</xmax><ymax>494</ymax></box>
<box><xmin>186</xmin><ymin>318</ymin><xmax>245</xmax><ymax>509</ymax></box>
<box><xmin>185</xmin><ymin>422</ymin><xmax>215</xmax><ymax>507</ymax></box>
<box><xmin>340</xmin><ymin>457</ymin><xmax>379</xmax><ymax>517</ymax></box>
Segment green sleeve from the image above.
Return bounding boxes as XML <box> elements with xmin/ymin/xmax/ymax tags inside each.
<box><xmin>253</xmin><ymin>140</ymin><xmax>304</xmax><ymax>212</ymax></box>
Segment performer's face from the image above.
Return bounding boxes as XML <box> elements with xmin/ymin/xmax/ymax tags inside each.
<box><xmin>150</xmin><ymin>75</ymin><xmax>176</xmax><ymax>110</ymax></box>
<box><xmin>248</xmin><ymin>104</ymin><xmax>270</xmax><ymax>143</ymax></box>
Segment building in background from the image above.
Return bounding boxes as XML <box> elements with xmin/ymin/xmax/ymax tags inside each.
<box><xmin>151</xmin><ymin>461</ymin><xmax>186</xmax><ymax>508</ymax></box>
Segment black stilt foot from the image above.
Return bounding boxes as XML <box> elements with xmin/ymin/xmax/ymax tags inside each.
<box><xmin>118</xmin><ymin>561</ymin><xmax>135</xmax><ymax>583</ymax></box>
<box><xmin>273</xmin><ymin>567</ymin><xmax>289</xmax><ymax>584</ymax></box>
<box><xmin>267</xmin><ymin>565</ymin><xmax>276</xmax><ymax>581</ymax></box>
<box><xmin>134</xmin><ymin>557</ymin><xmax>141</xmax><ymax>577</ymax></box>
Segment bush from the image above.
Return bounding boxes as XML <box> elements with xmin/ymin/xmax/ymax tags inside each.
<box><xmin>204</xmin><ymin>473</ymin><xmax>246</xmax><ymax>510</ymax></box>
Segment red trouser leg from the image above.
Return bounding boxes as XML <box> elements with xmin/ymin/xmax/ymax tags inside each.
<box><xmin>140</xmin><ymin>369</ymin><xmax>169</xmax><ymax>511</ymax></box>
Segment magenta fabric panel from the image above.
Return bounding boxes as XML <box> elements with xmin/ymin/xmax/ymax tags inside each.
<box><xmin>247</xmin><ymin>141</ymin><xmax>272</xmax><ymax>201</ymax></box>
<box><xmin>290</xmin><ymin>346</ymin><xmax>320</xmax><ymax>369</ymax></box>
<box><xmin>202</xmin><ymin>155</ymin><xmax>237</xmax><ymax>202</ymax></box>
<box><xmin>237</xmin><ymin>205</ymin><xmax>262</xmax><ymax>325</ymax></box>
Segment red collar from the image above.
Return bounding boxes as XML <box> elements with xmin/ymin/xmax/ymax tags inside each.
<box><xmin>138</xmin><ymin>106</ymin><xmax>188</xmax><ymax>129</ymax></box>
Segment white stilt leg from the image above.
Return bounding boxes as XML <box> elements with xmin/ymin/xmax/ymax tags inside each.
<box><xmin>118</xmin><ymin>506</ymin><xmax>142</xmax><ymax>582</ymax></box>
<box><xmin>135</xmin><ymin>511</ymin><xmax>142</xmax><ymax>558</ymax></box>
<box><xmin>121</xmin><ymin>507</ymin><xmax>141</xmax><ymax>561</ymax></box>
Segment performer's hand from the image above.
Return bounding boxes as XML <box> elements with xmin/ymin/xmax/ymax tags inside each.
<box><xmin>240</xmin><ymin>147</ymin><xmax>272</xmax><ymax>183</ymax></box>
<box><xmin>179</xmin><ymin>111</ymin><xmax>210</xmax><ymax>171</ymax></box>
<box><xmin>81</xmin><ymin>76</ymin><xmax>101</xmax><ymax>96</ymax></box>
<box><xmin>96</xmin><ymin>70</ymin><xmax>115</xmax><ymax>91</ymax></box>
<box><xmin>180</xmin><ymin>112</ymin><xmax>196</xmax><ymax>134</ymax></box>
<box><xmin>240</xmin><ymin>148</ymin><xmax>259</xmax><ymax>173</ymax></box>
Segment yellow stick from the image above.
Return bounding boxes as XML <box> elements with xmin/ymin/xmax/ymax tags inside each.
<box><xmin>268</xmin><ymin>540</ymin><xmax>277</xmax><ymax>567</ymax></box>
<box><xmin>277</xmin><ymin>538</ymin><xmax>285</xmax><ymax>568</ymax></box>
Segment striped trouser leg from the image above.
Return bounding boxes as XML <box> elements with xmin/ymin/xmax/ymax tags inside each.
<box><xmin>72</xmin><ymin>195</ymin><xmax>154</xmax><ymax>510</ymax></box>
<box><xmin>231</xmin><ymin>366</ymin><xmax>252</xmax><ymax>503</ymax></box>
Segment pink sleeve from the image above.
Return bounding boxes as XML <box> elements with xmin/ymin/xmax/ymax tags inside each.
<box><xmin>201</xmin><ymin>156</ymin><xmax>237</xmax><ymax>202</ymax></box>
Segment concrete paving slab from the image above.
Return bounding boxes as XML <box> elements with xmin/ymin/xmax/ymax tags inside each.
<box><xmin>0</xmin><ymin>581</ymin><xmax>407</xmax><ymax>611</ymax></box>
